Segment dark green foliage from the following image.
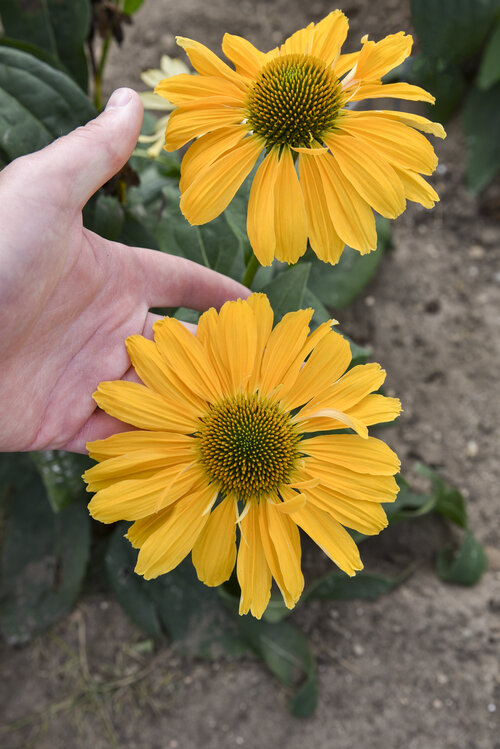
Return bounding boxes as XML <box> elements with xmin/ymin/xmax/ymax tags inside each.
<box><xmin>0</xmin><ymin>0</ymin><xmax>91</xmax><ymax>89</ymax></box>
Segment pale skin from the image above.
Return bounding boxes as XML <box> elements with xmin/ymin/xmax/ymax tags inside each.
<box><xmin>0</xmin><ymin>88</ymin><xmax>247</xmax><ymax>453</ymax></box>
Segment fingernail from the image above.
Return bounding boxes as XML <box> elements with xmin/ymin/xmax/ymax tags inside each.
<box><xmin>106</xmin><ymin>88</ymin><xmax>133</xmax><ymax>109</ymax></box>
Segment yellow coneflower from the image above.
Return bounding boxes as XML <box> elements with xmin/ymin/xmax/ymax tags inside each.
<box><xmin>154</xmin><ymin>11</ymin><xmax>445</xmax><ymax>265</ymax></box>
<box><xmin>83</xmin><ymin>294</ymin><xmax>401</xmax><ymax>618</ymax></box>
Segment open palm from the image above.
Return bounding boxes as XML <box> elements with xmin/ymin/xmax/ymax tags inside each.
<box><xmin>0</xmin><ymin>89</ymin><xmax>246</xmax><ymax>453</ymax></box>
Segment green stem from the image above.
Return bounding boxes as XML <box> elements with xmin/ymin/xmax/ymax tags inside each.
<box><xmin>241</xmin><ymin>253</ymin><xmax>260</xmax><ymax>289</ymax></box>
<box><xmin>94</xmin><ymin>35</ymin><xmax>111</xmax><ymax>111</ymax></box>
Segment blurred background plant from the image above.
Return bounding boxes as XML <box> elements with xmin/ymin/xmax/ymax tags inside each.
<box><xmin>0</xmin><ymin>0</ymin><xmax>490</xmax><ymax>718</ymax></box>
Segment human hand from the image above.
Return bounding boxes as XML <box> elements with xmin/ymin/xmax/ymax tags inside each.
<box><xmin>0</xmin><ymin>88</ymin><xmax>247</xmax><ymax>453</ymax></box>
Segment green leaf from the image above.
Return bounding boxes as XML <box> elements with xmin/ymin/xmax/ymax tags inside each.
<box><xmin>464</xmin><ymin>82</ymin><xmax>500</xmax><ymax>192</ymax></box>
<box><xmin>0</xmin><ymin>453</ymin><xmax>90</xmax><ymax>644</ymax></box>
<box><xmin>123</xmin><ymin>0</ymin><xmax>146</xmax><ymax>13</ymax></box>
<box><xmin>106</xmin><ymin>526</ymin><xmax>245</xmax><ymax>656</ymax></box>
<box><xmin>236</xmin><ymin>616</ymin><xmax>318</xmax><ymax>717</ymax></box>
<box><xmin>0</xmin><ymin>45</ymin><xmax>95</xmax><ymax>164</ymax></box>
<box><xmin>416</xmin><ymin>464</ymin><xmax>468</xmax><ymax>528</ymax></box>
<box><xmin>258</xmin><ymin>263</ymin><xmax>311</xmax><ymax>320</ymax></box>
<box><xmin>0</xmin><ymin>0</ymin><xmax>91</xmax><ymax>89</ymax></box>
<box><xmin>306</xmin><ymin>569</ymin><xmax>410</xmax><ymax>601</ymax></box>
<box><xmin>410</xmin><ymin>56</ymin><xmax>467</xmax><ymax>122</ymax></box>
<box><xmin>477</xmin><ymin>20</ymin><xmax>500</xmax><ymax>89</ymax></box>
<box><xmin>410</xmin><ymin>0</ymin><xmax>498</xmax><ymax>66</ymax></box>
<box><xmin>307</xmin><ymin>217</ymin><xmax>391</xmax><ymax>311</ymax></box>
<box><xmin>83</xmin><ymin>194</ymin><xmax>125</xmax><ymax>242</ymax></box>
<box><xmin>30</xmin><ymin>451</ymin><xmax>92</xmax><ymax>512</ymax></box>
<box><xmin>436</xmin><ymin>530</ymin><xmax>487</xmax><ymax>585</ymax></box>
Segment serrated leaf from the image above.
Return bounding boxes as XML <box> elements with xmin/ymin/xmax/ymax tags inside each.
<box><xmin>236</xmin><ymin>616</ymin><xmax>318</xmax><ymax>717</ymax></box>
<box><xmin>30</xmin><ymin>451</ymin><xmax>92</xmax><ymax>512</ymax></box>
<box><xmin>0</xmin><ymin>453</ymin><xmax>90</xmax><ymax>644</ymax></box>
<box><xmin>258</xmin><ymin>263</ymin><xmax>311</xmax><ymax>320</ymax></box>
<box><xmin>410</xmin><ymin>0</ymin><xmax>498</xmax><ymax>65</ymax></box>
<box><xmin>307</xmin><ymin>218</ymin><xmax>390</xmax><ymax>311</ymax></box>
<box><xmin>477</xmin><ymin>20</ymin><xmax>500</xmax><ymax>89</ymax></box>
<box><xmin>0</xmin><ymin>45</ymin><xmax>95</xmax><ymax>164</ymax></box>
<box><xmin>464</xmin><ymin>82</ymin><xmax>500</xmax><ymax>192</ymax></box>
<box><xmin>0</xmin><ymin>0</ymin><xmax>91</xmax><ymax>89</ymax></box>
<box><xmin>436</xmin><ymin>530</ymin><xmax>487</xmax><ymax>585</ymax></box>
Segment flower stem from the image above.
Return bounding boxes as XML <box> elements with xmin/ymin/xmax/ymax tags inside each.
<box><xmin>94</xmin><ymin>35</ymin><xmax>111</xmax><ymax>111</ymax></box>
<box><xmin>241</xmin><ymin>253</ymin><xmax>260</xmax><ymax>289</ymax></box>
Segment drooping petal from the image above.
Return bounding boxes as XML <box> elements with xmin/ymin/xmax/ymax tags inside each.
<box><xmin>93</xmin><ymin>381</ymin><xmax>199</xmax><ymax>432</ymax></box>
<box><xmin>314</xmin><ymin>151</ymin><xmax>377</xmax><ymax>253</ymax></box>
<box><xmin>222</xmin><ymin>33</ymin><xmax>267</xmax><ymax>77</ymax></box>
<box><xmin>359</xmin><ymin>110</ymin><xmax>446</xmax><ymax>139</ymax></box>
<box><xmin>301</xmin><ymin>434</ymin><xmax>400</xmax><ymax>475</ymax></box>
<box><xmin>192</xmin><ymin>496</ymin><xmax>237</xmax><ymax>585</ymax></box>
<box><xmin>305</xmin><ymin>460</ymin><xmax>399</xmax><ymax>503</ymax></box>
<box><xmin>259</xmin><ymin>500</ymin><xmax>304</xmax><ymax>608</ymax></box>
<box><xmin>181</xmin><ymin>136</ymin><xmax>262</xmax><ymax>224</ymax></box>
<box><xmin>348</xmin><ymin>81</ymin><xmax>436</xmax><ymax>104</ymax></box>
<box><xmin>237</xmin><ymin>502</ymin><xmax>272</xmax><ymax>618</ymax></box>
<box><xmin>305</xmin><ymin>485</ymin><xmax>388</xmax><ymax>535</ymax></box>
<box><xmin>291</xmin><ymin>503</ymin><xmax>363</xmax><ymax>575</ymax></box>
<box><xmin>273</xmin><ymin>147</ymin><xmax>308</xmax><ymax>263</ymax></box>
<box><xmin>298</xmin><ymin>153</ymin><xmax>345</xmax><ymax>263</ymax></box>
<box><xmin>346</xmin><ymin>394</ymin><xmax>402</xmax><ymax>426</ymax></box>
<box><xmin>247</xmin><ymin>149</ymin><xmax>279</xmax><ymax>266</ymax></box>
<box><xmin>324</xmin><ymin>131</ymin><xmax>406</xmax><ymax>219</ymax></box>
<box><xmin>179</xmin><ymin>126</ymin><xmax>247</xmax><ymax>192</ymax></box>
<box><xmin>394</xmin><ymin>167</ymin><xmax>439</xmax><ymax>208</ymax></box>
<box><xmin>135</xmin><ymin>479</ymin><xmax>218</xmax><ymax>579</ymax></box>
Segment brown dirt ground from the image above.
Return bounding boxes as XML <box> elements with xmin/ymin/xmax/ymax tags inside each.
<box><xmin>1</xmin><ymin>1</ymin><xmax>499</xmax><ymax>747</ymax></box>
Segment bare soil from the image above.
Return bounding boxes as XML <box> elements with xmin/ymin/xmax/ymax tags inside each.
<box><xmin>1</xmin><ymin>1</ymin><xmax>499</xmax><ymax>747</ymax></box>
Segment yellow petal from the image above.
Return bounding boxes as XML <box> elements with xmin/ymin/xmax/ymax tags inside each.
<box><xmin>291</xmin><ymin>504</ymin><xmax>363</xmax><ymax>576</ymax></box>
<box><xmin>93</xmin><ymin>381</ymin><xmax>199</xmax><ymax>432</ymax></box>
<box><xmin>305</xmin><ymin>460</ymin><xmax>399</xmax><ymax>503</ymax></box>
<box><xmin>237</xmin><ymin>502</ymin><xmax>272</xmax><ymax>618</ymax></box>
<box><xmin>88</xmin><ymin>464</ymin><xmax>195</xmax><ymax>523</ymax></box>
<box><xmin>125</xmin><ymin>335</ymin><xmax>204</xmax><ymax>410</ymax></box>
<box><xmin>176</xmin><ymin>36</ymin><xmax>248</xmax><ymax>89</ymax></box>
<box><xmin>280</xmin><ymin>330</ymin><xmax>352</xmax><ymax>411</ymax></box>
<box><xmin>192</xmin><ymin>496</ymin><xmax>237</xmax><ymax>585</ymax></box>
<box><xmin>300</xmin><ymin>362</ymin><xmax>386</xmax><ymax>416</ymax></box>
<box><xmin>301</xmin><ymin>434</ymin><xmax>400</xmax><ymax>475</ymax></box>
<box><xmin>311</xmin><ymin>10</ymin><xmax>349</xmax><ymax>66</ymax></box>
<box><xmin>353</xmin><ymin>32</ymin><xmax>412</xmax><ymax>81</ymax></box>
<box><xmin>165</xmin><ymin>105</ymin><xmax>245</xmax><ymax>151</ymax></box>
<box><xmin>155</xmin><ymin>74</ymin><xmax>245</xmax><ymax>106</ymax></box>
<box><xmin>335</xmin><ymin>50</ymin><xmax>360</xmax><ymax>78</ymax></box>
<box><xmin>259</xmin><ymin>309</ymin><xmax>313</xmax><ymax>395</ymax></box>
<box><xmin>83</xmin><ymin>449</ymin><xmax>195</xmax><ymax>492</ymax></box>
<box><xmin>339</xmin><ymin>112</ymin><xmax>438</xmax><ymax>175</ymax></box>
<box><xmin>247</xmin><ymin>293</ymin><xmax>275</xmax><ymax>390</ymax></box>
<box><xmin>181</xmin><ymin>136</ymin><xmax>262</xmax><ymax>225</ymax></box>
<box><xmin>127</xmin><ymin>507</ymin><xmax>174</xmax><ymax>549</ymax></box>
<box><xmin>361</xmin><ymin>110</ymin><xmax>446</xmax><ymax>139</ymax></box>
<box><xmin>313</xmin><ymin>151</ymin><xmax>377</xmax><ymax>253</ymax></box>
<box><xmin>135</xmin><ymin>480</ymin><xmax>218</xmax><ymax>579</ymax></box>
<box><xmin>276</xmin><ymin>490</ymin><xmax>307</xmax><ymax>514</ymax></box>
<box><xmin>247</xmin><ymin>149</ymin><xmax>279</xmax><ymax>266</ymax></box>
<box><xmin>297</xmin><ymin>408</ymin><xmax>368</xmax><ymax>439</ymax></box>
<box><xmin>347</xmin><ymin>393</ymin><xmax>402</xmax><ymax>426</ymax></box>
<box><xmin>179</xmin><ymin>126</ymin><xmax>246</xmax><ymax>192</ymax></box>
<box><xmin>273</xmin><ymin>147</ymin><xmax>308</xmax><ymax>263</ymax></box>
<box><xmin>348</xmin><ymin>81</ymin><xmax>435</xmax><ymax>104</ymax></box>
<box><xmin>305</xmin><ymin>485</ymin><xmax>388</xmax><ymax>535</ymax></box>
<box><xmin>153</xmin><ymin>317</ymin><xmax>222</xmax><ymax>402</ymax></box>
<box><xmin>298</xmin><ymin>153</ymin><xmax>345</xmax><ymax>263</ymax></box>
<box><xmin>215</xmin><ymin>299</ymin><xmax>258</xmax><ymax>392</ymax></box>
<box><xmin>259</xmin><ymin>501</ymin><xmax>304</xmax><ymax>608</ymax></box>
<box><xmin>222</xmin><ymin>33</ymin><xmax>267</xmax><ymax>77</ymax></box>
<box><xmin>394</xmin><ymin>167</ymin><xmax>439</xmax><ymax>208</ymax></box>
<box><xmin>87</xmin><ymin>431</ymin><xmax>193</xmax><ymax>462</ymax></box>
<box><xmin>280</xmin><ymin>23</ymin><xmax>315</xmax><ymax>55</ymax></box>
<box><xmin>324</xmin><ymin>131</ymin><xmax>406</xmax><ymax>219</ymax></box>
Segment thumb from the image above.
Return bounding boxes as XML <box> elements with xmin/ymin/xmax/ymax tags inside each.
<box><xmin>30</xmin><ymin>88</ymin><xmax>144</xmax><ymax>208</ymax></box>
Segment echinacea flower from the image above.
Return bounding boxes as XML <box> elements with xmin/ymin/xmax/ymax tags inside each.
<box><xmin>138</xmin><ymin>55</ymin><xmax>190</xmax><ymax>158</ymax></box>
<box><xmin>154</xmin><ymin>11</ymin><xmax>445</xmax><ymax>266</ymax></box>
<box><xmin>84</xmin><ymin>294</ymin><xmax>401</xmax><ymax>618</ymax></box>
